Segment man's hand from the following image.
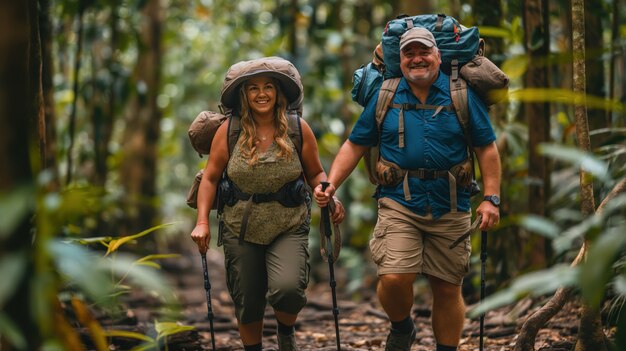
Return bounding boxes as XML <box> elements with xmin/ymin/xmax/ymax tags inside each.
<box><xmin>191</xmin><ymin>223</ymin><xmax>211</xmax><ymax>254</ymax></box>
<box><xmin>476</xmin><ymin>201</ymin><xmax>499</xmax><ymax>231</ymax></box>
<box><xmin>330</xmin><ymin>196</ymin><xmax>345</xmax><ymax>224</ymax></box>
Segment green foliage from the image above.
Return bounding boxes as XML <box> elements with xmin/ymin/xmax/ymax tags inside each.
<box><xmin>103</xmin><ymin>320</ymin><xmax>195</xmax><ymax>351</ymax></box>
<box><xmin>0</xmin><ymin>307</ymin><xmax>27</xmax><ymax>349</ymax></box>
<box><xmin>471</xmin><ymin>144</ymin><xmax>626</xmax><ymax>322</ymax></box>
<box><xmin>0</xmin><ymin>185</ymin><xmax>34</xmax><ymax>237</ymax></box>
<box><xmin>38</xmin><ymin>1</ymin><xmax>626</xmax><ymax>346</ymax></box>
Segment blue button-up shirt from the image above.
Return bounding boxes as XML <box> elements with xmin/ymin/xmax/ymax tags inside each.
<box><xmin>349</xmin><ymin>72</ymin><xmax>496</xmax><ymax>219</ymax></box>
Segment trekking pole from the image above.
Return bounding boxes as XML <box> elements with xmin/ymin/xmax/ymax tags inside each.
<box><xmin>200</xmin><ymin>253</ymin><xmax>216</xmax><ymax>351</ymax></box>
<box><xmin>479</xmin><ymin>229</ymin><xmax>487</xmax><ymax>351</ymax></box>
<box><xmin>448</xmin><ymin>215</ymin><xmax>486</xmax><ymax>350</ymax></box>
<box><xmin>320</xmin><ymin>181</ymin><xmax>341</xmax><ymax>351</ymax></box>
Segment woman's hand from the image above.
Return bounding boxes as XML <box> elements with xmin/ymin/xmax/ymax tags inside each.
<box><xmin>330</xmin><ymin>196</ymin><xmax>345</xmax><ymax>224</ymax></box>
<box><xmin>314</xmin><ymin>183</ymin><xmax>336</xmax><ymax>207</ymax></box>
<box><xmin>191</xmin><ymin>222</ymin><xmax>211</xmax><ymax>254</ymax></box>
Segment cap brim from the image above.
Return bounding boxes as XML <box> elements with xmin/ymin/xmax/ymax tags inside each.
<box><xmin>220</xmin><ymin>70</ymin><xmax>301</xmax><ymax>109</ymax></box>
<box><xmin>400</xmin><ymin>38</ymin><xmax>435</xmax><ymax>51</ymax></box>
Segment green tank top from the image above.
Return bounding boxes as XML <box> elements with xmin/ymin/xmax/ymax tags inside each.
<box><xmin>223</xmin><ymin>137</ymin><xmax>308</xmax><ymax>245</ymax></box>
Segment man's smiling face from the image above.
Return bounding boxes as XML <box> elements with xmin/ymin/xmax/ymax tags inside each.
<box><xmin>400</xmin><ymin>43</ymin><xmax>441</xmax><ymax>86</ymax></box>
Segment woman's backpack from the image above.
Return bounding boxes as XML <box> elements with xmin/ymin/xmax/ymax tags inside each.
<box><xmin>186</xmin><ymin>112</ymin><xmax>303</xmax><ymax>209</ymax></box>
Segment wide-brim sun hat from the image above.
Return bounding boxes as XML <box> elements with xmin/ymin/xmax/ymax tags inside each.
<box><xmin>220</xmin><ymin>56</ymin><xmax>303</xmax><ymax>110</ymax></box>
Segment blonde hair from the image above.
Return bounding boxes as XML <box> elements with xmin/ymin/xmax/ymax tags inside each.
<box><xmin>237</xmin><ymin>78</ymin><xmax>293</xmax><ymax>165</ymax></box>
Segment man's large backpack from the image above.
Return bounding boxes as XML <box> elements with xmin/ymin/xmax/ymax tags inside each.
<box><xmin>351</xmin><ymin>14</ymin><xmax>509</xmax><ymax>191</ymax></box>
<box><xmin>186</xmin><ymin>57</ymin><xmax>304</xmax><ymax>209</ymax></box>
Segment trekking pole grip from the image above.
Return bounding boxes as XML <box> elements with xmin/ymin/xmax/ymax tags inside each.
<box><xmin>320</xmin><ymin>181</ymin><xmax>332</xmax><ymax>239</ymax></box>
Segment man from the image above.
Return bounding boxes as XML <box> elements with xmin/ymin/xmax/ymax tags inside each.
<box><xmin>314</xmin><ymin>27</ymin><xmax>501</xmax><ymax>351</ymax></box>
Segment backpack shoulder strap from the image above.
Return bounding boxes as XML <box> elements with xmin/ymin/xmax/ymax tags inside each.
<box><xmin>375</xmin><ymin>78</ymin><xmax>402</xmax><ymax>130</ymax></box>
<box><xmin>286</xmin><ymin>112</ymin><xmax>303</xmax><ymax>157</ymax></box>
<box><xmin>286</xmin><ymin>112</ymin><xmax>304</xmax><ymax>170</ymax></box>
<box><xmin>449</xmin><ymin>72</ymin><xmax>478</xmax><ymax>180</ymax></box>
<box><xmin>364</xmin><ymin>78</ymin><xmax>401</xmax><ymax>185</ymax></box>
<box><xmin>449</xmin><ymin>72</ymin><xmax>472</xmax><ymax>149</ymax></box>
<box><xmin>227</xmin><ymin>115</ymin><xmax>241</xmax><ymax>157</ymax></box>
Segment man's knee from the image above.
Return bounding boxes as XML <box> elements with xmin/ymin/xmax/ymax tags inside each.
<box><xmin>379</xmin><ymin>273</ymin><xmax>415</xmax><ymax>291</ymax></box>
<box><xmin>429</xmin><ymin>275</ymin><xmax>462</xmax><ymax>299</ymax></box>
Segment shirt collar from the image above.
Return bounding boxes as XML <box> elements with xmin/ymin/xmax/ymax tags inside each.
<box><xmin>397</xmin><ymin>70</ymin><xmax>450</xmax><ymax>95</ymax></box>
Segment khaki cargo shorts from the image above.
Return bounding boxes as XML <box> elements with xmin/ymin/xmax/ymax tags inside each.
<box><xmin>369</xmin><ymin>197</ymin><xmax>471</xmax><ymax>285</ymax></box>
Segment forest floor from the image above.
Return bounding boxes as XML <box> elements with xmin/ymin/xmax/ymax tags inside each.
<box><xmin>86</xmin><ymin>241</ymin><xmax>599</xmax><ymax>351</ymax></box>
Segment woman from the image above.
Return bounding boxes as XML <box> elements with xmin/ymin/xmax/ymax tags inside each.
<box><xmin>191</xmin><ymin>57</ymin><xmax>344</xmax><ymax>351</ymax></box>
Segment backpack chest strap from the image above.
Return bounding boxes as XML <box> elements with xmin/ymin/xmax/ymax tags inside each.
<box><xmin>389</xmin><ymin>103</ymin><xmax>455</xmax><ymax>148</ymax></box>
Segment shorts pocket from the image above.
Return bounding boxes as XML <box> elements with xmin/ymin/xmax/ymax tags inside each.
<box><xmin>463</xmin><ymin>239</ymin><xmax>471</xmax><ymax>274</ymax></box>
<box><xmin>369</xmin><ymin>224</ymin><xmax>388</xmax><ymax>265</ymax></box>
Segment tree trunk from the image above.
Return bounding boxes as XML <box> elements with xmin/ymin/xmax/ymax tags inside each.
<box><xmin>39</xmin><ymin>0</ymin><xmax>59</xmax><ymax>188</ymax></box>
<box><xmin>0</xmin><ymin>0</ymin><xmax>39</xmax><ymax>349</ymax></box>
<box><xmin>515</xmin><ymin>0</ymin><xmax>610</xmax><ymax>349</ymax></box>
<box><xmin>584</xmin><ymin>2</ymin><xmax>608</xmax><ymax>150</ymax></box>
<box><xmin>65</xmin><ymin>0</ymin><xmax>85</xmax><ymax>185</ymax></box>
<box><xmin>571</xmin><ymin>1</ymin><xmax>605</xmax><ymax>348</ymax></box>
<box><xmin>120</xmin><ymin>0</ymin><xmax>163</xmax><ymax>235</ymax></box>
<box><xmin>474</xmin><ymin>0</ymin><xmax>504</xmax><ymax>54</ymax></box>
<box><xmin>523</xmin><ymin>0</ymin><xmax>551</xmax><ymax>270</ymax></box>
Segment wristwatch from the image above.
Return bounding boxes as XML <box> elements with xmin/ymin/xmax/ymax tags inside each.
<box><xmin>483</xmin><ymin>195</ymin><xmax>500</xmax><ymax>207</ymax></box>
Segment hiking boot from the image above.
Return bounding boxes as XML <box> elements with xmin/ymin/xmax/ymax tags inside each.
<box><xmin>385</xmin><ymin>324</ymin><xmax>416</xmax><ymax>351</ymax></box>
<box><xmin>277</xmin><ymin>332</ymin><xmax>297</xmax><ymax>351</ymax></box>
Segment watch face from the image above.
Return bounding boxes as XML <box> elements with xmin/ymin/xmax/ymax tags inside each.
<box><xmin>490</xmin><ymin>195</ymin><xmax>500</xmax><ymax>206</ymax></box>
<box><xmin>485</xmin><ymin>195</ymin><xmax>500</xmax><ymax>206</ymax></box>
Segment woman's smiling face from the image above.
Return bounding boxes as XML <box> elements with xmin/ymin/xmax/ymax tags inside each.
<box><xmin>245</xmin><ymin>76</ymin><xmax>277</xmax><ymax>117</ymax></box>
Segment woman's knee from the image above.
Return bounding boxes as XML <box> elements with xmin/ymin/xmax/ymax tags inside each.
<box><xmin>267</xmin><ymin>283</ymin><xmax>306</xmax><ymax>313</ymax></box>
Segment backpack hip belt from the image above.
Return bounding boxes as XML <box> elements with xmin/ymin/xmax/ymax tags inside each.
<box><xmin>377</xmin><ymin>157</ymin><xmax>472</xmax><ymax>213</ymax></box>
<box><xmin>227</xmin><ymin>177</ymin><xmax>308</xmax><ymax>244</ymax></box>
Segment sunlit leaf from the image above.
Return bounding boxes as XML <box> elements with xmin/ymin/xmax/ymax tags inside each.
<box><xmin>135</xmin><ymin>254</ymin><xmax>180</xmax><ymax>263</ymax></box>
<box><xmin>104</xmin><ymin>330</ymin><xmax>154</xmax><ymax>342</ymax></box>
<box><xmin>134</xmin><ymin>254</ymin><xmax>180</xmax><ymax>269</ymax></box>
<box><xmin>509</xmin><ymin>88</ymin><xmax>626</xmax><ymax>112</ymax></box>
<box><xmin>105</xmin><ymin>222</ymin><xmax>178</xmax><ymax>256</ymax></box>
<box><xmin>580</xmin><ymin>227</ymin><xmax>626</xmax><ymax>309</ymax></box>
<box><xmin>0</xmin><ymin>251</ymin><xmax>27</xmax><ymax>307</ymax></box>
<box><xmin>65</xmin><ymin>236</ymin><xmax>114</xmax><ymax>245</ymax></box>
<box><xmin>476</xmin><ymin>26</ymin><xmax>510</xmax><ymax>39</ymax></box>
<box><xmin>136</xmin><ymin>261</ymin><xmax>161</xmax><ymax>269</ymax></box>
<box><xmin>155</xmin><ymin>321</ymin><xmax>195</xmax><ymax>339</ymax></box>
<box><xmin>500</xmin><ymin>55</ymin><xmax>528</xmax><ymax>80</ymax></box>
